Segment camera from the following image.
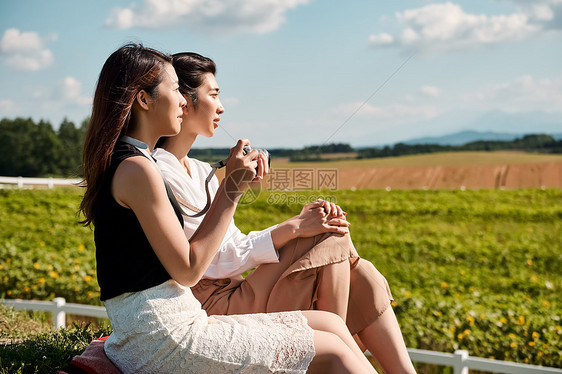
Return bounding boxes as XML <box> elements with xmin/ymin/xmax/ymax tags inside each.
<box><xmin>243</xmin><ymin>145</ymin><xmax>271</xmax><ymax>169</ymax></box>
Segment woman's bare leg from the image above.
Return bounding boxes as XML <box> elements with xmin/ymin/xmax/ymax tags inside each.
<box><xmin>315</xmin><ymin>260</ymin><xmax>350</xmax><ymax>321</ymax></box>
<box><xmin>307</xmin><ymin>330</ymin><xmax>363</xmax><ymax>374</ymax></box>
<box><xmin>302</xmin><ymin>310</ymin><xmax>377</xmax><ymax>374</ymax></box>
<box><xmin>357</xmin><ymin>307</ymin><xmax>416</xmax><ymax>374</ymax></box>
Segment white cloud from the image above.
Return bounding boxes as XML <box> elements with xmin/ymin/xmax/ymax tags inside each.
<box><xmin>510</xmin><ymin>0</ymin><xmax>562</xmax><ymax>21</ymax></box>
<box><xmin>369</xmin><ymin>2</ymin><xmax>541</xmax><ymax>52</ymax></box>
<box><xmin>369</xmin><ymin>33</ymin><xmax>394</xmax><ymax>45</ymax></box>
<box><xmin>465</xmin><ymin>75</ymin><xmax>562</xmax><ymax>113</ymax></box>
<box><xmin>106</xmin><ymin>0</ymin><xmax>310</xmax><ymax>34</ymax></box>
<box><xmin>0</xmin><ymin>28</ymin><xmax>56</xmax><ymax>71</ymax></box>
<box><xmin>62</xmin><ymin>77</ymin><xmax>92</xmax><ymax>106</ymax></box>
<box><xmin>420</xmin><ymin>86</ymin><xmax>441</xmax><ymax>97</ymax></box>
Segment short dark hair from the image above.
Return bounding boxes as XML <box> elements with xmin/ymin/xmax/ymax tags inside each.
<box><xmin>155</xmin><ymin>52</ymin><xmax>217</xmax><ymax>149</ymax></box>
<box><xmin>172</xmin><ymin>52</ymin><xmax>216</xmax><ymax>107</ymax></box>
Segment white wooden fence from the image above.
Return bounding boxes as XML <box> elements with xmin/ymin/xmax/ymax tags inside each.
<box><xmin>0</xmin><ymin>176</ymin><xmax>81</xmax><ymax>189</ymax></box>
<box><xmin>1</xmin><ymin>298</ymin><xmax>560</xmax><ymax>374</ymax></box>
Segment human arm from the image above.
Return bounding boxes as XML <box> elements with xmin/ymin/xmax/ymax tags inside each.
<box><xmin>112</xmin><ymin>139</ymin><xmax>257</xmax><ymax>287</ymax></box>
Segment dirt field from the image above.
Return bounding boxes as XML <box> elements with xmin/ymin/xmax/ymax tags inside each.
<box><xmin>215</xmin><ymin>151</ymin><xmax>562</xmax><ymax>190</ymax></box>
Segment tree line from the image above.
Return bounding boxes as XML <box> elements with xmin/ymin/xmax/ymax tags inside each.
<box><xmin>356</xmin><ymin>134</ymin><xmax>562</xmax><ymax>159</ymax></box>
<box><xmin>0</xmin><ymin>117</ymin><xmax>87</xmax><ymax>177</ymax></box>
<box><xmin>1</xmin><ymin>117</ymin><xmax>561</xmax><ymax>177</ymax></box>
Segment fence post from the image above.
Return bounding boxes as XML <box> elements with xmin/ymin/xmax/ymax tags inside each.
<box><xmin>48</xmin><ymin>177</ymin><xmax>54</xmax><ymax>188</ymax></box>
<box><xmin>453</xmin><ymin>350</ymin><xmax>469</xmax><ymax>374</ymax></box>
<box><xmin>53</xmin><ymin>297</ymin><xmax>66</xmax><ymax>329</ymax></box>
<box><xmin>17</xmin><ymin>176</ymin><xmax>23</xmax><ymax>188</ymax></box>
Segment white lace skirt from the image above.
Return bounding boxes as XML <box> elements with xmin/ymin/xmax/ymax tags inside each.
<box><xmin>103</xmin><ymin>279</ymin><xmax>315</xmax><ymax>373</ymax></box>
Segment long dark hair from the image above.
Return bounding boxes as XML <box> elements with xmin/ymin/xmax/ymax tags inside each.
<box><xmin>80</xmin><ymin>43</ymin><xmax>172</xmax><ymax>226</ymax></box>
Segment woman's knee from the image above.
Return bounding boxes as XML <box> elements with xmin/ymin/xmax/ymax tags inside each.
<box><xmin>304</xmin><ymin>310</ymin><xmax>346</xmax><ymax>330</ymax></box>
<box><xmin>309</xmin><ymin>330</ymin><xmax>355</xmax><ymax>374</ymax></box>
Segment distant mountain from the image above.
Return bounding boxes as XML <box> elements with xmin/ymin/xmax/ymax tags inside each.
<box><xmin>403</xmin><ymin>131</ymin><xmax>562</xmax><ymax>147</ymax></box>
<box><xmin>466</xmin><ymin>110</ymin><xmax>561</xmax><ymax>135</ymax></box>
<box><xmin>398</xmin><ymin>110</ymin><xmax>561</xmax><ymax>146</ymax></box>
<box><xmin>402</xmin><ymin>131</ymin><xmax>524</xmax><ymax>146</ymax></box>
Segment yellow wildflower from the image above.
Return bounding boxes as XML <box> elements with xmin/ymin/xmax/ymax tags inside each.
<box><xmin>74</xmin><ymin>265</ymin><xmax>80</xmax><ymax>271</ymax></box>
<box><xmin>527</xmin><ymin>259</ymin><xmax>533</xmax><ymax>266</ymax></box>
<box><xmin>459</xmin><ymin>269</ymin><xmax>466</xmax><ymax>275</ymax></box>
<box><xmin>441</xmin><ymin>282</ymin><xmax>449</xmax><ymax>289</ymax></box>
<box><xmin>24</xmin><ymin>287</ymin><xmax>30</xmax><ymax>293</ymax></box>
<box><xmin>404</xmin><ymin>290</ymin><xmax>412</xmax><ymax>298</ymax></box>
<box><xmin>33</xmin><ymin>263</ymin><xmax>40</xmax><ymax>269</ymax></box>
<box><xmin>38</xmin><ymin>278</ymin><xmax>45</xmax><ymax>284</ymax></box>
<box><xmin>528</xmin><ymin>341</ymin><xmax>536</xmax><ymax>347</ymax></box>
<box><xmin>84</xmin><ymin>275</ymin><xmax>93</xmax><ymax>282</ymax></box>
<box><xmin>510</xmin><ymin>342</ymin><xmax>518</xmax><ymax>348</ymax></box>
<box><xmin>467</xmin><ymin>316</ymin><xmax>475</xmax><ymax>326</ymax></box>
<box><xmin>40</xmin><ymin>241</ymin><xmax>45</xmax><ymax>247</ymax></box>
<box><xmin>515</xmin><ymin>316</ymin><xmax>525</xmax><ymax>325</ymax></box>
<box><xmin>532</xmin><ymin>332</ymin><xmax>539</xmax><ymax>339</ymax></box>
<box><xmin>500</xmin><ymin>317</ymin><xmax>507</xmax><ymax>324</ymax></box>
<box><xmin>449</xmin><ymin>326</ymin><xmax>456</xmax><ymax>333</ymax></box>
<box><xmin>49</xmin><ymin>271</ymin><xmax>59</xmax><ymax>279</ymax></box>
<box><xmin>78</xmin><ymin>244</ymin><xmax>85</xmax><ymax>251</ymax></box>
<box><xmin>530</xmin><ymin>275</ymin><xmax>538</xmax><ymax>283</ymax></box>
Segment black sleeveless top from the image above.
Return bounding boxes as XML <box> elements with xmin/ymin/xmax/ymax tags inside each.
<box><xmin>94</xmin><ymin>141</ymin><xmax>184</xmax><ymax>301</ymax></box>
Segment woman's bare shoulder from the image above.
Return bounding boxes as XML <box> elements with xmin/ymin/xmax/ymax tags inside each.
<box><xmin>113</xmin><ymin>156</ymin><xmax>164</xmax><ymax>208</ymax></box>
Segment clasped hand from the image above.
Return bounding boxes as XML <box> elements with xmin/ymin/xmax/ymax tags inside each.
<box><xmin>293</xmin><ymin>199</ymin><xmax>350</xmax><ymax>238</ymax></box>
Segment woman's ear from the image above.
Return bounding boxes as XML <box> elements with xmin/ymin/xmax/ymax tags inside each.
<box><xmin>135</xmin><ymin>90</ymin><xmax>151</xmax><ymax>111</ymax></box>
<box><xmin>182</xmin><ymin>94</ymin><xmax>192</xmax><ymax>115</ymax></box>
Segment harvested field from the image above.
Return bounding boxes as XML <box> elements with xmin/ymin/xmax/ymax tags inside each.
<box><xmin>216</xmin><ymin>151</ymin><xmax>562</xmax><ymax>190</ymax></box>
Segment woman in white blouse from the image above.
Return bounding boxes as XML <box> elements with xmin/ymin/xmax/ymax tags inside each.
<box><xmin>153</xmin><ymin>52</ymin><xmax>416</xmax><ymax>374</ymax></box>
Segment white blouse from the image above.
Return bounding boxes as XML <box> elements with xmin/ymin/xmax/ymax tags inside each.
<box><xmin>152</xmin><ymin>148</ymin><xmax>279</xmax><ymax>279</ymax></box>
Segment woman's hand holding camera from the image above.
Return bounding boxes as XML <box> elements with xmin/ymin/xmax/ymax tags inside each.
<box><xmin>223</xmin><ymin>139</ymin><xmax>268</xmax><ymax>201</ymax></box>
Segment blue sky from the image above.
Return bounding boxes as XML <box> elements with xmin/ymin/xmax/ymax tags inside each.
<box><xmin>1</xmin><ymin>0</ymin><xmax>561</xmax><ymax>148</ymax></box>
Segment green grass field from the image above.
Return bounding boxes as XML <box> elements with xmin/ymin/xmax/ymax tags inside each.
<box><xmin>1</xmin><ymin>186</ymin><xmax>561</xmax><ymax>370</ymax></box>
